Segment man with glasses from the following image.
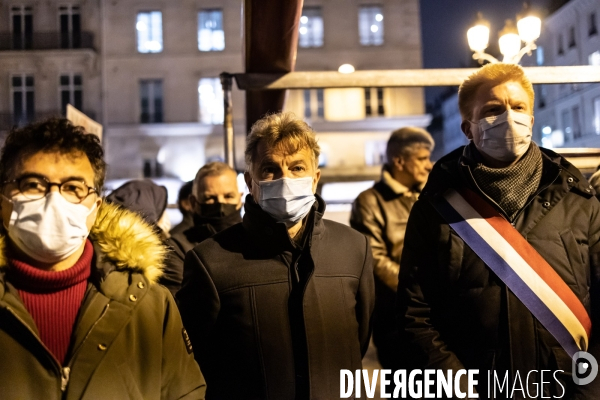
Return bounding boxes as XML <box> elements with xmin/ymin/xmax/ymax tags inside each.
<box><xmin>0</xmin><ymin>118</ymin><xmax>205</xmax><ymax>399</ymax></box>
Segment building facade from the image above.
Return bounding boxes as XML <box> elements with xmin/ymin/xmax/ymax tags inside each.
<box><xmin>0</xmin><ymin>2</ymin><xmax>102</xmax><ymax>137</ymax></box>
<box><xmin>0</xmin><ymin>0</ymin><xmax>428</xmax><ymax>182</ymax></box>
<box><xmin>533</xmin><ymin>0</ymin><xmax>600</xmax><ymax>148</ymax></box>
<box><xmin>436</xmin><ymin>0</ymin><xmax>600</xmax><ymax>157</ymax></box>
<box><xmin>287</xmin><ymin>0</ymin><xmax>429</xmax><ymax>175</ymax></box>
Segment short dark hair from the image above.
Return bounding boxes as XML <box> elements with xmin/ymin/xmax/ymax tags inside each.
<box><xmin>0</xmin><ymin>118</ymin><xmax>106</xmax><ymax>190</ymax></box>
<box><xmin>386</xmin><ymin>126</ymin><xmax>434</xmax><ymax>163</ymax></box>
<box><xmin>177</xmin><ymin>180</ymin><xmax>193</xmax><ymax>213</ymax></box>
<box><xmin>193</xmin><ymin>161</ymin><xmax>237</xmax><ymax>196</ymax></box>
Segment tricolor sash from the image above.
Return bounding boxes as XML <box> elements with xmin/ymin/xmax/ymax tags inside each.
<box><xmin>432</xmin><ymin>187</ymin><xmax>591</xmax><ymax>359</ymax></box>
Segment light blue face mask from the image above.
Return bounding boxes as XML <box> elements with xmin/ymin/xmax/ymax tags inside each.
<box><xmin>253</xmin><ymin>177</ymin><xmax>316</xmax><ymax>227</ymax></box>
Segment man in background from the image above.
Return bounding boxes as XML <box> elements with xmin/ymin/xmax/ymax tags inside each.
<box><xmin>106</xmin><ymin>179</ymin><xmax>171</xmax><ymax>240</ymax></box>
<box><xmin>162</xmin><ymin>162</ymin><xmax>243</xmax><ymax>296</ymax></box>
<box><xmin>350</xmin><ymin>126</ymin><xmax>433</xmax><ymax>370</ymax></box>
<box><xmin>170</xmin><ymin>180</ymin><xmax>194</xmax><ymax>236</ymax></box>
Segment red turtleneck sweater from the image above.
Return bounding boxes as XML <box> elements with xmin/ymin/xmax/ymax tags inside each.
<box><xmin>8</xmin><ymin>240</ymin><xmax>93</xmax><ymax>364</ymax></box>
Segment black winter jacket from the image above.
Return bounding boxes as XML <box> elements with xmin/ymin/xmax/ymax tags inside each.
<box><xmin>162</xmin><ymin>212</ymin><xmax>242</xmax><ymax>296</ymax></box>
<box><xmin>178</xmin><ymin>195</ymin><xmax>375</xmax><ymax>400</ymax></box>
<box><xmin>398</xmin><ymin>145</ymin><xmax>600</xmax><ymax>399</ymax></box>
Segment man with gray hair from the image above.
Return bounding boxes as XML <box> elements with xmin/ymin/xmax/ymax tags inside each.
<box><xmin>350</xmin><ymin>126</ymin><xmax>433</xmax><ymax>370</ymax></box>
<box><xmin>178</xmin><ymin>112</ymin><xmax>374</xmax><ymax>399</ymax></box>
<box><xmin>161</xmin><ymin>161</ymin><xmax>243</xmax><ymax>296</ymax></box>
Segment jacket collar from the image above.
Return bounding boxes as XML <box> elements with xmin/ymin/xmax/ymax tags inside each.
<box><xmin>381</xmin><ymin>168</ymin><xmax>411</xmax><ymax>195</ymax></box>
<box><xmin>0</xmin><ymin>202</ymin><xmax>166</xmax><ymax>284</ymax></box>
<box><xmin>422</xmin><ymin>144</ymin><xmax>595</xmax><ymax>200</ymax></box>
<box><xmin>381</xmin><ymin>166</ymin><xmax>424</xmax><ymax>196</ymax></box>
<box><xmin>242</xmin><ymin>193</ymin><xmax>326</xmax><ymax>252</ymax></box>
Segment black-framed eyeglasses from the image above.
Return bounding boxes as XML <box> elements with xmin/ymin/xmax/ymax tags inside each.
<box><xmin>3</xmin><ymin>175</ymin><xmax>98</xmax><ymax>204</ymax></box>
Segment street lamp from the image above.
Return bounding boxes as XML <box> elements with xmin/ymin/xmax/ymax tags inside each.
<box><xmin>467</xmin><ymin>4</ymin><xmax>541</xmax><ymax>64</ymax></box>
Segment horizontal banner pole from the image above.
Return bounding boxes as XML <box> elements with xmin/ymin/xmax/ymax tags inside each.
<box><xmin>233</xmin><ymin>66</ymin><xmax>600</xmax><ymax>90</ymax></box>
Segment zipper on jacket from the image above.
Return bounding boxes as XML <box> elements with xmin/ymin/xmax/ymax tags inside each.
<box><xmin>6</xmin><ymin>301</ymin><xmax>110</xmax><ymax>393</ymax></box>
<box><xmin>61</xmin><ymin>367</ymin><xmax>71</xmax><ymax>391</ymax></box>
<box><xmin>67</xmin><ymin>303</ymin><xmax>110</xmax><ymax>362</ymax></box>
<box><xmin>60</xmin><ymin>302</ymin><xmax>111</xmax><ymax>392</ymax></box>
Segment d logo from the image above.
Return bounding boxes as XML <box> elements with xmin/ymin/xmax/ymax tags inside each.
<box><xmin>573</xmin><ymin>351</ymin><xmax>598</xmax><ymax>385</ymax></box>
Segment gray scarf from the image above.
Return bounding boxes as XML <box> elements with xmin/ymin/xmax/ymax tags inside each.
<box><xmin>471</xmin><ymin>143</ymin><xmax>543</xmax><ymax>220</ymax></box>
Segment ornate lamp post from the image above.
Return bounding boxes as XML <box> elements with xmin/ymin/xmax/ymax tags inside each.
<box><xmin>467</xmin><ymin>4</ymin><xmax>541</xmax><ymax>64</ymax></box>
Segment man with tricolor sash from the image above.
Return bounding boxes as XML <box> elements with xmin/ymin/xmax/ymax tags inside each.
<box><xmin>398</xmin><ymin>63</ymin><xmax>600</xmax><ymax>399</ymax></box>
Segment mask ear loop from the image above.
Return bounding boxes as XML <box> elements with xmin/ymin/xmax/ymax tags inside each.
<box><xmin>86</xmin><ymin>200</ymin><xmax>98</xmax><ymax>216</ymax></box>
<box><xmin>467</xmin><ymin>120</ymin><xmax>482</xmax><ymax>147</ymax></box>
<box><xmin>251</xmin><ymin>179</ymin><xmax>261</xmax><ymax>202</ymax></box>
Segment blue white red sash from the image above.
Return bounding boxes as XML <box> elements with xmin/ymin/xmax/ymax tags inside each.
<box><xmin>432</xmin><ymin>188</ymin><xmax>591</xmax><ymax>359</ymax></box>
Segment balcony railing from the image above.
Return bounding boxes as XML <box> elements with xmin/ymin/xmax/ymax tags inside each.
<box><xmin>0</xmin><ymin>32</ymin><xmax>94</xmax><ymax>51</ymax></box>
<box><xmin>0</xmin><ymin>110</ymin><xmax>97</xmax><ymax>131</ymax></box>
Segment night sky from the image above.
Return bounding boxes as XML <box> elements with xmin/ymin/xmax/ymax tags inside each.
<box><xmin>419</xmin><ymin>0</ymin><xmax>552</xmax><ymax>106</ymax></box>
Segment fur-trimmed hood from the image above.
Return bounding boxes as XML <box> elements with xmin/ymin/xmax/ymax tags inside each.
<box><xmin>0</xmin><ymin>202</ymin><xmax>166</xmax><ymax>284</ymax></box>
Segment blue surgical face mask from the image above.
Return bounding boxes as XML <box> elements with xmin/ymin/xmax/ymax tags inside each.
<box><xmin>252</xmin><ymin>177</ymin><xmax>316</xmax><ymax>227</ymax></box>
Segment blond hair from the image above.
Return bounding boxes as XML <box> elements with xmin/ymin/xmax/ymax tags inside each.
<box><xmin>458</xmin><ymin>63</ymin><xmax>535</xmax><ymax>121</ymax></box>
<box><xmin>245</xmin><ymin>112</ymin><xmax>320</xmax><ymax>169</ymax></box>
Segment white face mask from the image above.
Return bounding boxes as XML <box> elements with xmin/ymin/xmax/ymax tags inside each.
<box><xmin>252</xmin><ymin>177</ymin><xmax>316</xmax><ymax>227</ymax></box>
<box><xmin>470</xmin><ymin>109</ymin><xmax>533</xmax><ymax>162</ymax></box>
<box><xmin>5</xmin><ymin>192</ymin><xmax>97</xmax><ymax>263</ymax></box>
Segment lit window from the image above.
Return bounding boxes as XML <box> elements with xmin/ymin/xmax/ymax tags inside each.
<box><xmin>137</xmin><ymin>11</ymin><xmax>163</xmax><ymax>53</ymax></box>
<box><xmin>359</xmin><ymin>5</ymin><xmax>383</xmax><ymax>46</ymax></box>
<box><xmin>198</xmin><ymin>78</ymin><xmax>224</xmax><ymax>124</ymax></box>
<box><xmin>536</xmin><ymin>46</ymin><xmax>544</xmax><ymax>66</ymax></box>
<box><xmin>60</xmin><ymin>73</ymin><xmax>82</xmax><ymax>115</ymax></box>
<box><xmin>542</xmin><ymin>126</ymin><xmax>552</xmax><ymax>135</ymax></box>
<box><xmin>299</xmin><ymin>7</ymin><xmax>323</xmax><ymax>48</ymax></box>
<box><xmin>198</xmin><ymin>10</ymin><xmax>224</xmax><ymax>51</ymax></box>
<box><xmin>140</xmin><ymin>80</ymin><xmax>163</xmax><ymax>123</ymax></box>
<box><xmin>594</xmin><ymin>97</ymin><xmax>600</xmax><ymax>135</ymax></box>
<box><xmin>589</xmin><ymin>51</ymin><xmax>600</xmax><ymax>66</ymax></box>
<box><xmin>303</xmin><ymin>89</ymin><xmax>324</xmax><ymax>119</ymax></box>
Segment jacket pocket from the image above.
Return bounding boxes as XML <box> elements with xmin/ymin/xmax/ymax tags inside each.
<box><xmin>559</xmin><ymin>229</ymin><xmax>589</xmax><ymax>296</ymax></box>
<box><xmin>116</xmin><ymin>362</ymin><xmax>145</xmax><ymax>400</ymax></box>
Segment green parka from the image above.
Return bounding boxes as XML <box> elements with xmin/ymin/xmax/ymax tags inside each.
<box><xmin>0</xmin><ymin>202</ymin><xmax>206</xmax><ymax>399</ymax></box>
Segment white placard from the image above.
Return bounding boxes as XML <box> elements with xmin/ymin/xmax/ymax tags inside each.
<box><xmin>66</xmin><ymin>104</ymin><xmax>103</xmax><ymax>141</ymax></box>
